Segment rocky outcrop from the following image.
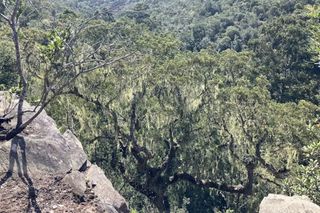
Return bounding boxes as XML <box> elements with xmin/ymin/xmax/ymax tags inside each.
<box><xmin>259</xmin><ymin>194</ymin><xmax>320</xmax><ymax>213</ymax></box>
<box><xmin>0</xmin><ymin>92</ymin><xmax>129</xmax><ymax>213</ymax></box>
<box><xmin>63</xmin><ymin>165</ymin><xmax>129</xmax><ymax>213</ymax></box>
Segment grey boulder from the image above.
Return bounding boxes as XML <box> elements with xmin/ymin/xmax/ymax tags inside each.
<box><xmin>0</xmin><ymin>92</ymin><xmax>129</xmax><ymax>213</ymax></box>
<box><xmin>259</xmin><ymin>194</ymin><xmax>320</xmax><ymax>213</ymax></box>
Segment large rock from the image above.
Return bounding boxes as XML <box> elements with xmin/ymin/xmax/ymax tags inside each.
<box><xmin>0</xmin><ymin>92</ymin><xmax>129</xmax><ymax>213</ymax></box>
<box><xmin>86</xmin><ymin>165</ymin><xmax>129</xmax><ymax>213</ymax></box>
<box><xmin>259</xmin><ymin>194</ymin><xmax>320</xmax><ymax>213</ymax></box>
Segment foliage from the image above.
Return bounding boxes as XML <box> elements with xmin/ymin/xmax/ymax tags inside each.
<box><xmin>0</xmin><ymin>37</ymin><xmax>17</xmax><ymax>89</ymax></box>
<box><xmin>1</xmin><ymin>0</ymin><xmax>320</xmax><ymax>212</ymax></box>
<box><xmin>252</xmin><ymin>12</ymin><xmax>319</xmax><ymax>103</ymax></box>
<box><xmin>285</xmin><ymin>140</ymin><xmax>320</xmax><ymax>204</ymax></box>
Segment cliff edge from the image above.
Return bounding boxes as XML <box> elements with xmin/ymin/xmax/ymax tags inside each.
<box><xmin>0</xmin><ymin>92</ymin><xmax>129</xmax><ymax>213</ymax></box>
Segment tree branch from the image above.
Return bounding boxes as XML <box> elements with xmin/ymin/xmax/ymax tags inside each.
<box><xmin>0</xmin><ymin>12</ymin><xmax>10</xmax><ymax>23</ymax></box>
<box><xmin>160</xmin><ymin>128</ymin><xmax>179</xmax><ymax>172</ymax></box>
<box><xmin>170</xmin><ymin>158</ymin><xmax>256</xmax><ymax>195</ymax></box>
<box><xmin>11</xmin><ymin>0</ymin><xmax>20</xmax><ymax>23</ymax></box>
<box><xmin>255</xmin><ymin>131</ymin><xmax>289</xmax><ymax>178</ymax></box>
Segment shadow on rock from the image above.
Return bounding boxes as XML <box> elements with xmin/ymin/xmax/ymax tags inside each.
<box><xmin>0</xmin><ymin>136</ymin><xmax>41</xmax><ymax>213</ymax></box>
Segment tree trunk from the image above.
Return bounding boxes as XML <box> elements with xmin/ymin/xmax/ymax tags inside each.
<box><xmin>153</xmin><ymin>195</ymin><xmax>170</xmax><ymax>213</ymax></box>
<box><xmin>11</xmin><ymin>20</ymin><xmax>27</xmax><ymax>128</ymax></box>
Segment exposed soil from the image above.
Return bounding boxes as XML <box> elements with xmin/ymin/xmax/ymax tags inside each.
<box><xmin>0</xmin><ymin>173</ymin><xmax>101</xmax><ymax>213</ymax></box>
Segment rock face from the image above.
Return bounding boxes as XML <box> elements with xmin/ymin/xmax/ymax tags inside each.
<box><xmin>259</xmin><ymin>194</ymin><xmax>320</xmax><ymax>213</ymax></box>
<box><xmin>0</xmin><ymin>92</ymin><xmax>129</xmax><ymax>213</ymax></box>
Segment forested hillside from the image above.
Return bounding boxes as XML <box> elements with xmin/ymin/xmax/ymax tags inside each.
<box><xmin>0</xmin><ymin>0</ymin><xmax>319</xmax><ymax>212</ymax></box>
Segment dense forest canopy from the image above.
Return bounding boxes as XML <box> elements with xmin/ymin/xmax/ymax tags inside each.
<box><xmin>0</xmin><ymin>0</ymin><xmax>319</xmax><ymax>212</ymax></box>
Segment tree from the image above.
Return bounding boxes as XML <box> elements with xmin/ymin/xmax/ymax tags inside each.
<box><xmin>0</xmin><ymin>35</ymin><xmax>17</xmax><ymax>89</ymax></box>
<box><xmin>1</xmin><ymin>1</ymin><xmax>318</xmax><ymax>212</ymax></box>
<box><xmin>284</xmin><ymin>5</ymin><xmax>320</xmax><ymax>205</ymax></box>
<box><xmin>286</xmin><ymin>140</ymin><xmax>320</xmax><ymax>204</ymax></box>
<box><xmin>251</xmin><ymin>13</ymin><xmax>319</xmax><ymax>103</ymax></box>
<box><xmin>0</xmin><ymin>0</ymin><xmax>131</xmax><ymax>141</ymax></box>
<box><xmin>51</xmin><ymin>45</ymin><xmax>319</xmax><ymax>212</ymax></box>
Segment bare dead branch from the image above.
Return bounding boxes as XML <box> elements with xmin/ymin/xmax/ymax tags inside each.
<box><xmin>0</xmin><ymin>12</ymin><xmax>10</xmax><ymax>23</ymax></box>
